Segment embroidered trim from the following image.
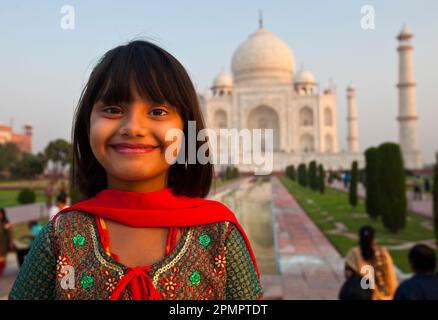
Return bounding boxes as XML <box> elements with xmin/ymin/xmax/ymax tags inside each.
<box><xmin>88</xmin><ymin>222</ymin><xmax>124</xmax><ymax>278</ymax></box>
<box><xmin>152</xmin><ymin>228</ymin><xmax>193</xmax><ymax>286</ymax></box>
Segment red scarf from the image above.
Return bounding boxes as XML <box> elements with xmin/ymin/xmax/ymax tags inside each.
<box><xmin>57</xmin><ymin>187</ymin><xmax>260</xmax><ymax>300</ymax></box>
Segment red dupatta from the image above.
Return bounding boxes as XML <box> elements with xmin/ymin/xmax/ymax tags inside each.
<box><xmin>56</xmin><ymin>187</ymin><xmax>260</xmax><ymax>300</ymax></box>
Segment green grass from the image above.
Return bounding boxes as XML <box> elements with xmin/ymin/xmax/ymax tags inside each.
<box><xmin>0</xmin><ymin>189</ymin><xmax>45</xmax><ymax>208</ymax></box>
<box><xmin>280</xmin><ymin>176</ymin><xmax>436</xmax><ymax>273</ymax></box>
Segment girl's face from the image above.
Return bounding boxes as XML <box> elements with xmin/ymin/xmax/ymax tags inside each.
<box><xmin>89</xmin><ymin>88</ymin><xmax>184</xmax><ymax>192</ymax></box>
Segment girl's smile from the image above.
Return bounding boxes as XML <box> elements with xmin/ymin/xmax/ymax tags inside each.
<box><xmin>109</xmin><ymin>142</ymin><xmax>159</xmax><ymax>155</ymax></box>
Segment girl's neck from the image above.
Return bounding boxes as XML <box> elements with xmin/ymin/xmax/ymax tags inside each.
<box><xmin>106</xmin><ymin>173</ymin><xmax>168</xmax><ymax>193</ymax></box>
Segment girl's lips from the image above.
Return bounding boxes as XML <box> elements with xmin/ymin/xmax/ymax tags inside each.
<box><xmin>110</xmin><ymin>145</ymin><xmax>159</xmax><ymax>155</ymax></box>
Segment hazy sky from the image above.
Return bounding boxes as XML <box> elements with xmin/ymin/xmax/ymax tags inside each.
<box><xmin>0</xmin><ymin>1</ymin><xmax>437</xmax><ymax>163</ymax></box>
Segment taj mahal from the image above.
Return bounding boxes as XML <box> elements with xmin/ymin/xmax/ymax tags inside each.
<box><xmin>199</xmin><ymin>17</ymin><xmax>423</xmax><ymax>173</ymax></box>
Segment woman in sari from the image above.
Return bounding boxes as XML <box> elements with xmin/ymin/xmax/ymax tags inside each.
<box><xmin>344</xmin><ymin>225</ymin><xmax>398</xmax><ymax>300</ymax></box>
<box><xmin>0</xmin><ymin>208</ymin><xmax>13</xmax><ymax>276</ymax></box>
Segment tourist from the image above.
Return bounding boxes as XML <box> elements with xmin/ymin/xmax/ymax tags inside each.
<box><xmin>0</xmin><ymin>208</ymin><xmax>13</xmax><ymax>276</ymax></box>
<box><xmin>44</xmin><ymin>183</ymin><xmax>54</xmax><ymax>210</ymax></box>
<box><xmin>394</xmin><ymin>244</ymin><xmax>438</xmax><ymax>300</ymax></box>
<box><xmin>343</xmin><ymin>225</ymin><xmax>398</xmax><ymax>300</ymax></box>
<box><xmin>423</xmin><ymin>177</ymin><xmax>430</xmax><ymax>194</ymax></box>
<box><xmin>413</xmin><ymin>176</ymin><xmax>422</xmax><ymax>200</ymax></box>
<box><xmin>14</xmin><ymin>220</ymin><xmax>44</xmax><ymax>267</ymax></box>
<box><xmin>343</xmin><ymin>172</ymin><xmax>350</xmax><ymax>188</ymax></box>
<box><xmin>9</xmin><ymin>40</ymin><xmax>263</xmax><ymax>300</ymax></box>
<box><xmin>48</xmin><ymin>193</ymin><xmax>69</xmax><ymax>220</ymax></box>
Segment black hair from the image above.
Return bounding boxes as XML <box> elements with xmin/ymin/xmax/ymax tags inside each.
<box><xmin>56</xmin><ymin>193</ymin><xmax>67</xmax><ymax>204</ymax></box>
<box><xmin>409</xmin><ymin>244</ymin><xmax>436</xmax><ymax>273</ymax></box>
<box><xmin>0</xmin><ymin>208</ymin><xmax>8</xmax><ymax>224</ymax></box>
<box><xmin>359</xmin><ymin>225</ymin><xmax>375</xmax><ymax>261</ymax></box>
<box><xmin>72</xmin><ymin>40</ymin><xmax>213</xmax><ymax>199</ymax></box>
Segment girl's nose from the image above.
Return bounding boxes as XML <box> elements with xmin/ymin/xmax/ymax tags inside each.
<box><xmin>119</xmin><ymin>110</ymin><xmax>148</xmax><ymax>137</ymax></box>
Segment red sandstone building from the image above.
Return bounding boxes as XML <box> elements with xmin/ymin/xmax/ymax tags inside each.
<box><xmin>0</xmin><ymin>123</ymin><xmax>33</xmax><ymax>153</ymax></box>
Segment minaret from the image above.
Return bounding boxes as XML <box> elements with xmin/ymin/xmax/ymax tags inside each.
<box><xmin>346</xmin><ymin>84</ymin><xmax>359</xmax><ymax>153</ymax></box>
<box><xmin>397</xmin><ymin>25</ymin><xmax>422</xmax><ymax>169</ymax></box>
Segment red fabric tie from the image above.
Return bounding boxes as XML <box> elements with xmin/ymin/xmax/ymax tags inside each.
<box><xmin>110</xmin><ymin>266</ymin><xmax>162</xmax><ymax>300</ymax></box>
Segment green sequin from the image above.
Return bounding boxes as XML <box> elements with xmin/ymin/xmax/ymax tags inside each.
<box><xmin>73</xmin><ymin>234</ymin><xmax>85</xmax><ymax>246</ymax></box>
<box><xmin>79</xmin><ymin>275</ymin><xmax>94</xmax><ymax>289</ymax></box>
<box><xmin>198</xmin><ymin>234</ymin><xmax>211</xmax><ymax>247</ymax></box>
<box><xmin>189</xmin><ymin>272</ymin><xmax>201</xmax><ymax>286</ymax></box>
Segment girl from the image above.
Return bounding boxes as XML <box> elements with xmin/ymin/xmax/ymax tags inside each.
<box><xmin>343</xmin><ymin>225</ymin><xmax>397</xmax><ymax>300</ymax></box>
<box><xmin>9</xmin><ymin>40</ymin><xmax>263</xmax><ymax>300</ymax></box>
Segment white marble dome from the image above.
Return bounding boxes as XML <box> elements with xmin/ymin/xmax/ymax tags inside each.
<box><xmin>231</xmin><ymin>27</ymin><xmax>295</xmax><ymax>84</ymax></box>
<box><xmin>212</xmin><ymin>72</ymin><xmax>233</xmax><ymax>88</ymax></box>
<box><xmin>294</xmin><ymin>69</ymin><xmax>316</xmax><ymax>84</ymax></box>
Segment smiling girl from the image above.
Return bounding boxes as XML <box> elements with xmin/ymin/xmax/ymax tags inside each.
<box><xmin>9</xmin><ymin>40</ymin><xmax>263</xmax><ymax>300</ymax></box>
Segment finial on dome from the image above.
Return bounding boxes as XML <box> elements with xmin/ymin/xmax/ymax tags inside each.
<box><xmin>259</xmin><ymin>10</ymin><xmax>263</xmax><ymax>29</ymax></box>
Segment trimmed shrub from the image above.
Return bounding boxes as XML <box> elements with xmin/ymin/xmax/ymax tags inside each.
<box><xmin>298</xmin><ymin>163</ymin><xmax>307</xmax><ymax>187</ymax></box>
<box><xmin>377</xmin><ymin>143</ymin><xmax>407</xmax><ymax>233</ymax></box>
<box><xmin>17</xmin><ymin>188</ymin><xmax>36</xmax><ymax>204</ymax></box>
<box><xmin>433</xmin><ymin>155</ymin><xmax>438</xmax><ymax>244</ymax></box>
<box><xmin>286</xmin><ymin>165</ymin><xmax>296</xmax><ymax>181</ymax></box>
<box><xmin>365</xmin><ymin>147</ymin><xmax>380</xmax><ymax>219</ymax></box>
<box><xmin>318</xmin><ymin>164</ymin><xmax>325</xmax><ymax>194</ymax></box>
<box><xmin>349</xmin><ymin>161</ymin><xmax>359</xmax><ymax>207</ymax></box>
<box><xmin>308</xmin><ymin>161</ymin><xmax>318</xmax><ymax>191</ymax></box>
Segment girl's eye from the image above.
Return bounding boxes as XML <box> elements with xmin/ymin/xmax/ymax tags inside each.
<box><xmin>103</xmin><ymin>107</ymin><xmax>122</xmax><ymax>115</ymax></box>
<box><xmin>149</xmin><ymin>108</ymin><xmax>169</xmax><ymax>117</ymax></box>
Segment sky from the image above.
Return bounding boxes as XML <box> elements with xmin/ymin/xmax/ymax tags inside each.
<box><xmin>0</xmin><ymin>0</ymin><xmax>437</xmax><ymax>163</ymax></box>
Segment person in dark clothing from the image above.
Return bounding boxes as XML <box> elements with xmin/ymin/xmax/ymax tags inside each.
<box><xmin>394</xmin><ymin>244</ymin><xmax>438</xmax><ymax>300</ymax></box>
<box><xmin>424</xmin><ymin>178</ymin><xmax>431</xmax><ymax>193</ymax></box>
<box><xmin>413</xmin><ymin>176</ymin><xmax>422</xmax><ymax>200</ymax></box>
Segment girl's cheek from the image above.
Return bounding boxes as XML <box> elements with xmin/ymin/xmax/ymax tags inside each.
<box><xmin>89</xmin><ymin>117</ymin><xmax>110</xmax><ymax>154</ymax></box>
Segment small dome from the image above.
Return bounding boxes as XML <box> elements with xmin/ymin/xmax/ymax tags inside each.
<box><xmin>231</xmin><ymin>27</ymin><xmax>295</xmax><ymax>84</ymax></box>
<box><xmin>295</xmin><ymin>70</ymin><xmax>316</xmax><ymax>84</ymax></box>
<box><xmin>347</xmin><ymin>83</ymin><xmax>355</xmax><ymax>92</ymax></box>
<box><xmin>397</xmin><ymin>25</ymin><xmax>413</xmax><ymax>40</ymax></box>
<box><xmin>212</xmin><ymin>72</ymin><xmax>233</xmax><ymax>88</ymax></box>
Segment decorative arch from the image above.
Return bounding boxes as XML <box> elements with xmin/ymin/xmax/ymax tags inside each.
<box><xmin>325</xmin><ymin>134</ymin><xmax>334</xmax><ymax>153</ymax></box>
<box><xmin>299</xmin><ymin>106</ymin><xmax>314</xmax><ymax>126</ymax></box>
<box><xmin>324</xmin><ymin>107</ymin><xmax>333</xmax><ymax>126</ymax></box>
<box><xmin>247</xmin><ymin>105</ymin><xmax>280</xmax><ymax>151</ymax></box>
<box><xmin>300</xmin><ymin>133</ymin><xmax>314</xmax><ymax>152</ymax></box>
<box><xmin>214</xmin><ymin>109</ymin><xmax>227</xmax><ymax>128</ymax></box>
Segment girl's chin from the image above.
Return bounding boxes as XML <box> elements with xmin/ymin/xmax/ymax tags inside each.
<box><xmin>108</xmin><ymin>166</ymin><xmax>168</xmax><ymax>180</ymax></box>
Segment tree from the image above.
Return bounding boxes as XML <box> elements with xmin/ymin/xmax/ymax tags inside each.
<box><xmin>0</xmin><ymin>142</ymin><xmax>22</xmax><ymax>173</ymax></box>
<box><xmin>308</xmin><ymin>161</ymin><xmax>318</xmax><ymax>191</ymax></box>
<box><xmin>433</xmin><ymin>152</ymin><xmax>438</xmax><ymax>245</ymax></box>
<box><xmin>318</xmin><ymin>164</ymin><xmax>325</xmax><ymax>194</ymax></box>
<box><xmin>364</xmin><ymin>147</ymin><xmax>380</xmax><ymax>219</ymax></box>
<box><xmin>10</xmin><ymin>152</ymin><xmax>47</xmax><ymax>179</ymax></box>
<box><xmin>377</xmin><ymin>143</ymin><xmax>407</xmax><ymax>233</ymax></box>
<box><xmin>286</xmin><ymin>165</ymin><xmax>296</xmax><ymax>181</ymax></box>
<box><xmin>298</xmin><ymin>163</ymin><xmax>307</xmax><ymax>187</ymax></box>
<box><xmin>349</xmin><ymin>161</ymin><xmax>359</xmax><ymax>207</ymax></box>
<box><xmin>44</xmin><ymin>139</ymin><xmax>72</xmax><ymax>179</ymax></box>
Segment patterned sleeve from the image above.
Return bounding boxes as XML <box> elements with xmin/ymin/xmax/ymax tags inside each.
<box><xmin>9</xmin><ymin>221</ymin><xmax>56</xmax><ymax>300</ymax></box>
<box><xmin>225</xmin><ymin>224</ymin><xmax>263</xmax><ymax>300</ymax></box>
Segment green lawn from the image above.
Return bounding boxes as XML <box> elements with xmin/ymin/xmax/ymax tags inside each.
<box><xmin>0</xmin><ymin>189</ymin><xmax>45</xmax><ymax>208</ymax></box>
<box><xmin>280</xmin><ymin>176</ymin><xmax>436</xmax><ymax>273</ymax></box>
